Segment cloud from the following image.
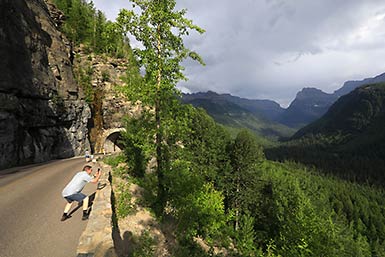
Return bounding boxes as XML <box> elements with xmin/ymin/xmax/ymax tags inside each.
<box><xmin>90</xmin><ymin>0</ymin><xmax>131</xmax><ymax>21</ymax></box>
<box><xmin>92</xmin><ymin>0</ymin><xmax>385</xmax><ymax>107</ymax></box>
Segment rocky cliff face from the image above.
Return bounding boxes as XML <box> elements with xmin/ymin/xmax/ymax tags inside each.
<box><xmin>73</xmin><ymin>47</ymin><xmax>141</xmax><ymax>154</ymax></box>
<box><xmin>277</xmin><ymin>88</ymin><xmax>338</xmax><ymax>128</ymax></box>
<box><xmin>0</xmin><ymin>0</ymin><xmax>90</xmax><ymax>169</ymax></box>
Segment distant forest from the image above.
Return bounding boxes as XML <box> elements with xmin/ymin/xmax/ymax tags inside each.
<box><xmin>266</xmin><ymin>83</ymin><xmax>385</xmax><ymax>186</ymax></box>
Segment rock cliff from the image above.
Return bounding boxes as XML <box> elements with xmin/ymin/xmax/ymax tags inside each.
<box><xmin>277</xmin><ymin>88</ymin><xmax>338</xmax><ymax>128</ymax></box>
<box><xmin>73</xmin><ymin>47</ymin><xmax>140</xmax><ymax>154</ymax></box>
<box><xmin>0</xmin><ymin>0</ymin><xmax>90</xmax><ymax>169</ymax></box>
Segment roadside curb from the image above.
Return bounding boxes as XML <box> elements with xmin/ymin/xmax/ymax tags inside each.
<box><xmin>76</xmin><ymin>163</ymin><xmax>117</xmax><ymax>257</ymax></box>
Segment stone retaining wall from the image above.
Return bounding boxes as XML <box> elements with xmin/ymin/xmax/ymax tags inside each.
<box><xmin>77</xmin><ymin>163</ymin><xmax>117</xmax><ymax>257</ymax></box>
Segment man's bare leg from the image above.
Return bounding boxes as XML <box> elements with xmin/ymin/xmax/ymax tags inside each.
<box><xmin>61</xmin><ymin>202</ymin><xmax>73</xmax><ymax>221</ymax></box>
<box><xmin>64</xmin><ymin>202</ymin><xmax>73</xmax><ymax>213</ymax></box>
<box><xmin>82</xmin><ymin>196</ymin><xmax>90</xmax><ymax>220</ymax></box>
<box><xmin>82</xmin><ymin>196</ymin><xmax>89</xmax><ymax>211</ymax></box>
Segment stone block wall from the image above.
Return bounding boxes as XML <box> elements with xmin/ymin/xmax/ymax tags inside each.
<box><xmin>77</xmin><ymin>163</ymin><xmax>117</xmax><ymax>257</ymax></box>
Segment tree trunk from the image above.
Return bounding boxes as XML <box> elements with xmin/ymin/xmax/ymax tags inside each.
<box><xmin>235</xmin><ymin>173</ymin><xmax>240</xmax><ymax>231</ymax></box>
<box><xmin>155</xmin><ymin>24</ymin><xmax>165</xmax><ymax>215</ymax></box>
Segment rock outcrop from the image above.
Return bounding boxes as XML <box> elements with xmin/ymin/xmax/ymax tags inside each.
<box><xmin>0</xmin><ymin>0</ymin><xmax>90</xmax><ymax>169</ymax></box>
<box><xmin>73</xmin><ymin>48</ymin><xmax>141</xmax><ymax>154</ymax></box>
<box><xmin>277</xmin><ymin>88</ymin><xmax>338</xmax><ymax>128</ymax></box>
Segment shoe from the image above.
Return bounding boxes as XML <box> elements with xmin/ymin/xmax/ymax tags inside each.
<box><xmin>61</xmin><ymin>213</ymin><xmax>69</xmax><ymax>221</ymax></box>
<box><xmin>82</xmin><ymin>211</ymin><xmax>89</xmax><ymax>220</ymax></box>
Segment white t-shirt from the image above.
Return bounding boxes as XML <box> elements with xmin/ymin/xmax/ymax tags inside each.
<box><xmin>62</xmin><ymin>171</ymin><xmax>92</xmax><ymax>197</ymax></box>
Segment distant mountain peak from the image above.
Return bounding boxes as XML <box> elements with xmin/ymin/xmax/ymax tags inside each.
<box><xmin>293</xmin><ymin>82</ymin><xmax>385</xmax><ymax>140</ymax></box>
<box><xmin>334</xmin><ymin>72</ymin><xmax>385</xmax><ymax>97</ymax></box>
<box><xmin>182</xmin><ymin>91</ymin><xmax>283</xmax><ymax>112</ymax></box>
<box><xmin>183</xmin><ymin>71</ymin><xmax>385</xmax><ymax>130</ymax></box>
<box><xmin>277</xmin><ymin>87</ymin><xmax>337</xmax><ymax>128</ymax></box>
<box><xmin>296</xmin><ymin>87</ymin><xmax>331</xmax><ymax>99</ymax></box>
<box><xmin>300</xmin><ymin>87</ymin><xmax>324</xmax><ymax>93</ymax></box>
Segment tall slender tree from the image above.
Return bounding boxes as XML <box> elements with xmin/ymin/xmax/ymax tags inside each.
<box><xmin>229</xmin><ymin>129</ymin><xmax>264</xmax><ymax>230</ymax></box>
<box><xmin>117</xmin><ymin>0</ymin><xmax>204</xmax><ymax>214</ymax></box>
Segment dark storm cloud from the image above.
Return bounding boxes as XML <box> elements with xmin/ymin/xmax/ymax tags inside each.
<box><xmin>92</xmin><ymin>0</ymin><xmax>385</xmax><ymax>107</ymax></box>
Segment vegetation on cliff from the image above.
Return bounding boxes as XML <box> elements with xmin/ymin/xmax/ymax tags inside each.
<box><xmin>52</xmin><ymin>0</ymin><xmax>130</xmax><ymax>57</ymax></box>
<box><xmin>51</xmin><ymin>0</ymin><xmax>140</xmax><ymax>104</ymax></box>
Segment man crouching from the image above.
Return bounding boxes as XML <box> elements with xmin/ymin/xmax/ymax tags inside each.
<box><xmin>61</xmin><ymin>165</ymin><xmax>101</xmax><ymax>221</ymax></box>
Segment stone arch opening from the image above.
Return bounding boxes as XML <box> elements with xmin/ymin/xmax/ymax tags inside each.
<box><xmin>103</xmin><ymin>131</ymin><xmax>124</xmax><ymax>154</ymax></box>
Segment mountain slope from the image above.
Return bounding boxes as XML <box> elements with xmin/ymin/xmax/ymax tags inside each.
<box><xmin>277</xmin><ymin>88</ymin><xmax>338</xmax><ymax>128</ymax></box>
<box><xmin>334</xmin><ymin>72</ymin><xmax>385</xmax><ymax>97</ymax></box>
<box><xmin>182</xmin><ymin>72</ymin><xmax>385</xmax><ymax>131</ymax></box>
<box><xmin>279</xmin><ymin>73</ymin><xmax>385</xmax><ymax>129</ymax></box>
<box><xmin>182</xmin><ymin>93</ymin><xmax>295</xmax><ymax>141</ymax></box>
<box><xmin>293</xmin><ymin>83</ymin><xmax>385</xmax><ymax>148</ymax></box>
<box><xmin>182</xmin><ymin>91</ymin><xmax>284</xmax><ymax>120</ymax></box>
<box><xmin>267</xmin><ymin>83</ymin><xmax>385</xmax><ymax>184</ymax></box>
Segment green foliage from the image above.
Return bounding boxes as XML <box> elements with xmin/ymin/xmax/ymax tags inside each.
<box><xmin>235</xmin><ymin>213</ymin><xmax>257</xmax><ymax>256</ymax></box>
<box><xmin>116</xmin><ymin>182</ymin><xmax>133</xmax><ymax>218</ymax></box>
<box><xmin>165</xmin><ymin>160</ymin><xmax>226</xmax><ymax>240</ymax></box>
<box><xmin>121</xmin><ymin>104</ymin><xmax>230</xmax><ymax>249</ymax></box>
<box><xmin>172</xmin><ymin>238</ymin><xmax>213</xmax><ymax>257</ymax></box>
<box><xmin>56</xmin><ymin>0</ymin><xmax>143</xmax><ymax>104</ymax></box>
<box><xmin>74</xmin><ymin>2</ymin><xmax>385</xmax><ymax>255</ymax></box>
<box><xmin>103</xmin><ymin>153</ymin><xmax>126</xmax><ymax>167</ymax></box>
<box><xmin>119</xmin><ymin>48</ymin><xmax>143</xmax><ymax>91</ymax></box>
<box><xmin>231</xmin><ymin>130</ymin><xmax>264</xmax><ymax>171</ymax></box>
<box><xmin>181</xmin><ymin>106</ymin><xmax>232</xmax><ymax>183</ymax></box>
<box><xmin>120</xmin><ymin>99</ymin><xmax>385</xmax><ymax>256</ymax></box>
<box><xmin>134</xmin><ymin>172</ymin><xmax>158</xmax><ymax>208</ymax></box>
<box><xmin>131</xmin><ymin>231</ymin><xmax>156</xmax><ymax>257</ymax></box>
<box><xmin>182</xmin><ymin>182</ymin><xmax>226</xmax><ymax>240</ymax></box>
<box><xmin>52</xmin><ymin>0</ymin><xmax>133</xmax><ymax>58</ymax></box>
<box><xmin>74</xmin><ymin>64</ymin><xmax>94</xmax><ymax>103</ymax></box>
<box><xmin>254</xmin><ymin>161</ymin><xmax>385</xmax><ymax>256</ymax></box>
<box><xmin>117</xmin><ymin>1</ymin><xmax>205</xmax><ymax>87</ymax></box>
<box><xmin>271</xmin><ymin>176</ymin><xmax>335</xmax><ymax>256</ymax></box>
<box><xmin>268</xmin><ymin>83</ymin><xmax>385</xmax><ymax>185</ymax></box>
<box><xmin>117</xmin><ymin>0</ymin><xmax>205</xmax><ymax>214</ymax></box>
<box><xmin>184</xmin><ymin>97</ymin><xmax>295</xmax><ymax>141</ymax></box>
<box><xmin>122</xmin><ymin>113</ymin><xmax>154</xmax><ymax>177</ymax></box>
<box><xmin>225</xmin><ymin>130</ymin><xmax>265</xmax><ymax>232</ymax></box>
<box><xmin>101</xmin><ymin>70</ymin><xmax>110</xmax><ymax>82</ymax></box>
<box><xmin>116</xmin><ymin>1</ymin><xmax>205</xmax><ymax>105</ymax></box>
<box><xmin>53</xmin><ymin>0</ymin><xmax>94</xmax><ymax>44</ymax></box>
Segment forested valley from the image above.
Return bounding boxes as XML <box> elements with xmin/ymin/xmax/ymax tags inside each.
<box><xmin>266</xmin><ymin>84</ymin><xmax>385</xmax><ymax>186</ymax></box>
<box><xmin>53</xmin><ymin>0</ymin><xmax>385</xmax><ymax>256</ymax></box>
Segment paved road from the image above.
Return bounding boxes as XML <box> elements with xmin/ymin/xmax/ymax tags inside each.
<box><xmin>0</xmin><ymin>157</ymin><xmax>99</xmax><ymax>257</ymax></box>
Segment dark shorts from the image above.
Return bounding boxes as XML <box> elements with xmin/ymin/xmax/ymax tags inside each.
<box><xmin>64</xmin><ymin>193</ymin><xmax>87</xmax><ymax>203</ymax></box>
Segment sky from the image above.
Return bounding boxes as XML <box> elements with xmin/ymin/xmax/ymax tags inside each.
<box><xmin>91</xmin><ymin>0</ymin><xmax>385</xmax><ymax>107</ymax></box>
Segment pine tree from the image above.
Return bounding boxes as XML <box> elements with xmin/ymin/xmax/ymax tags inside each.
<box><xmin>229</xmin><ymin>129</ymin><xmax>264</xmax><ymax>230</ymax></box>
